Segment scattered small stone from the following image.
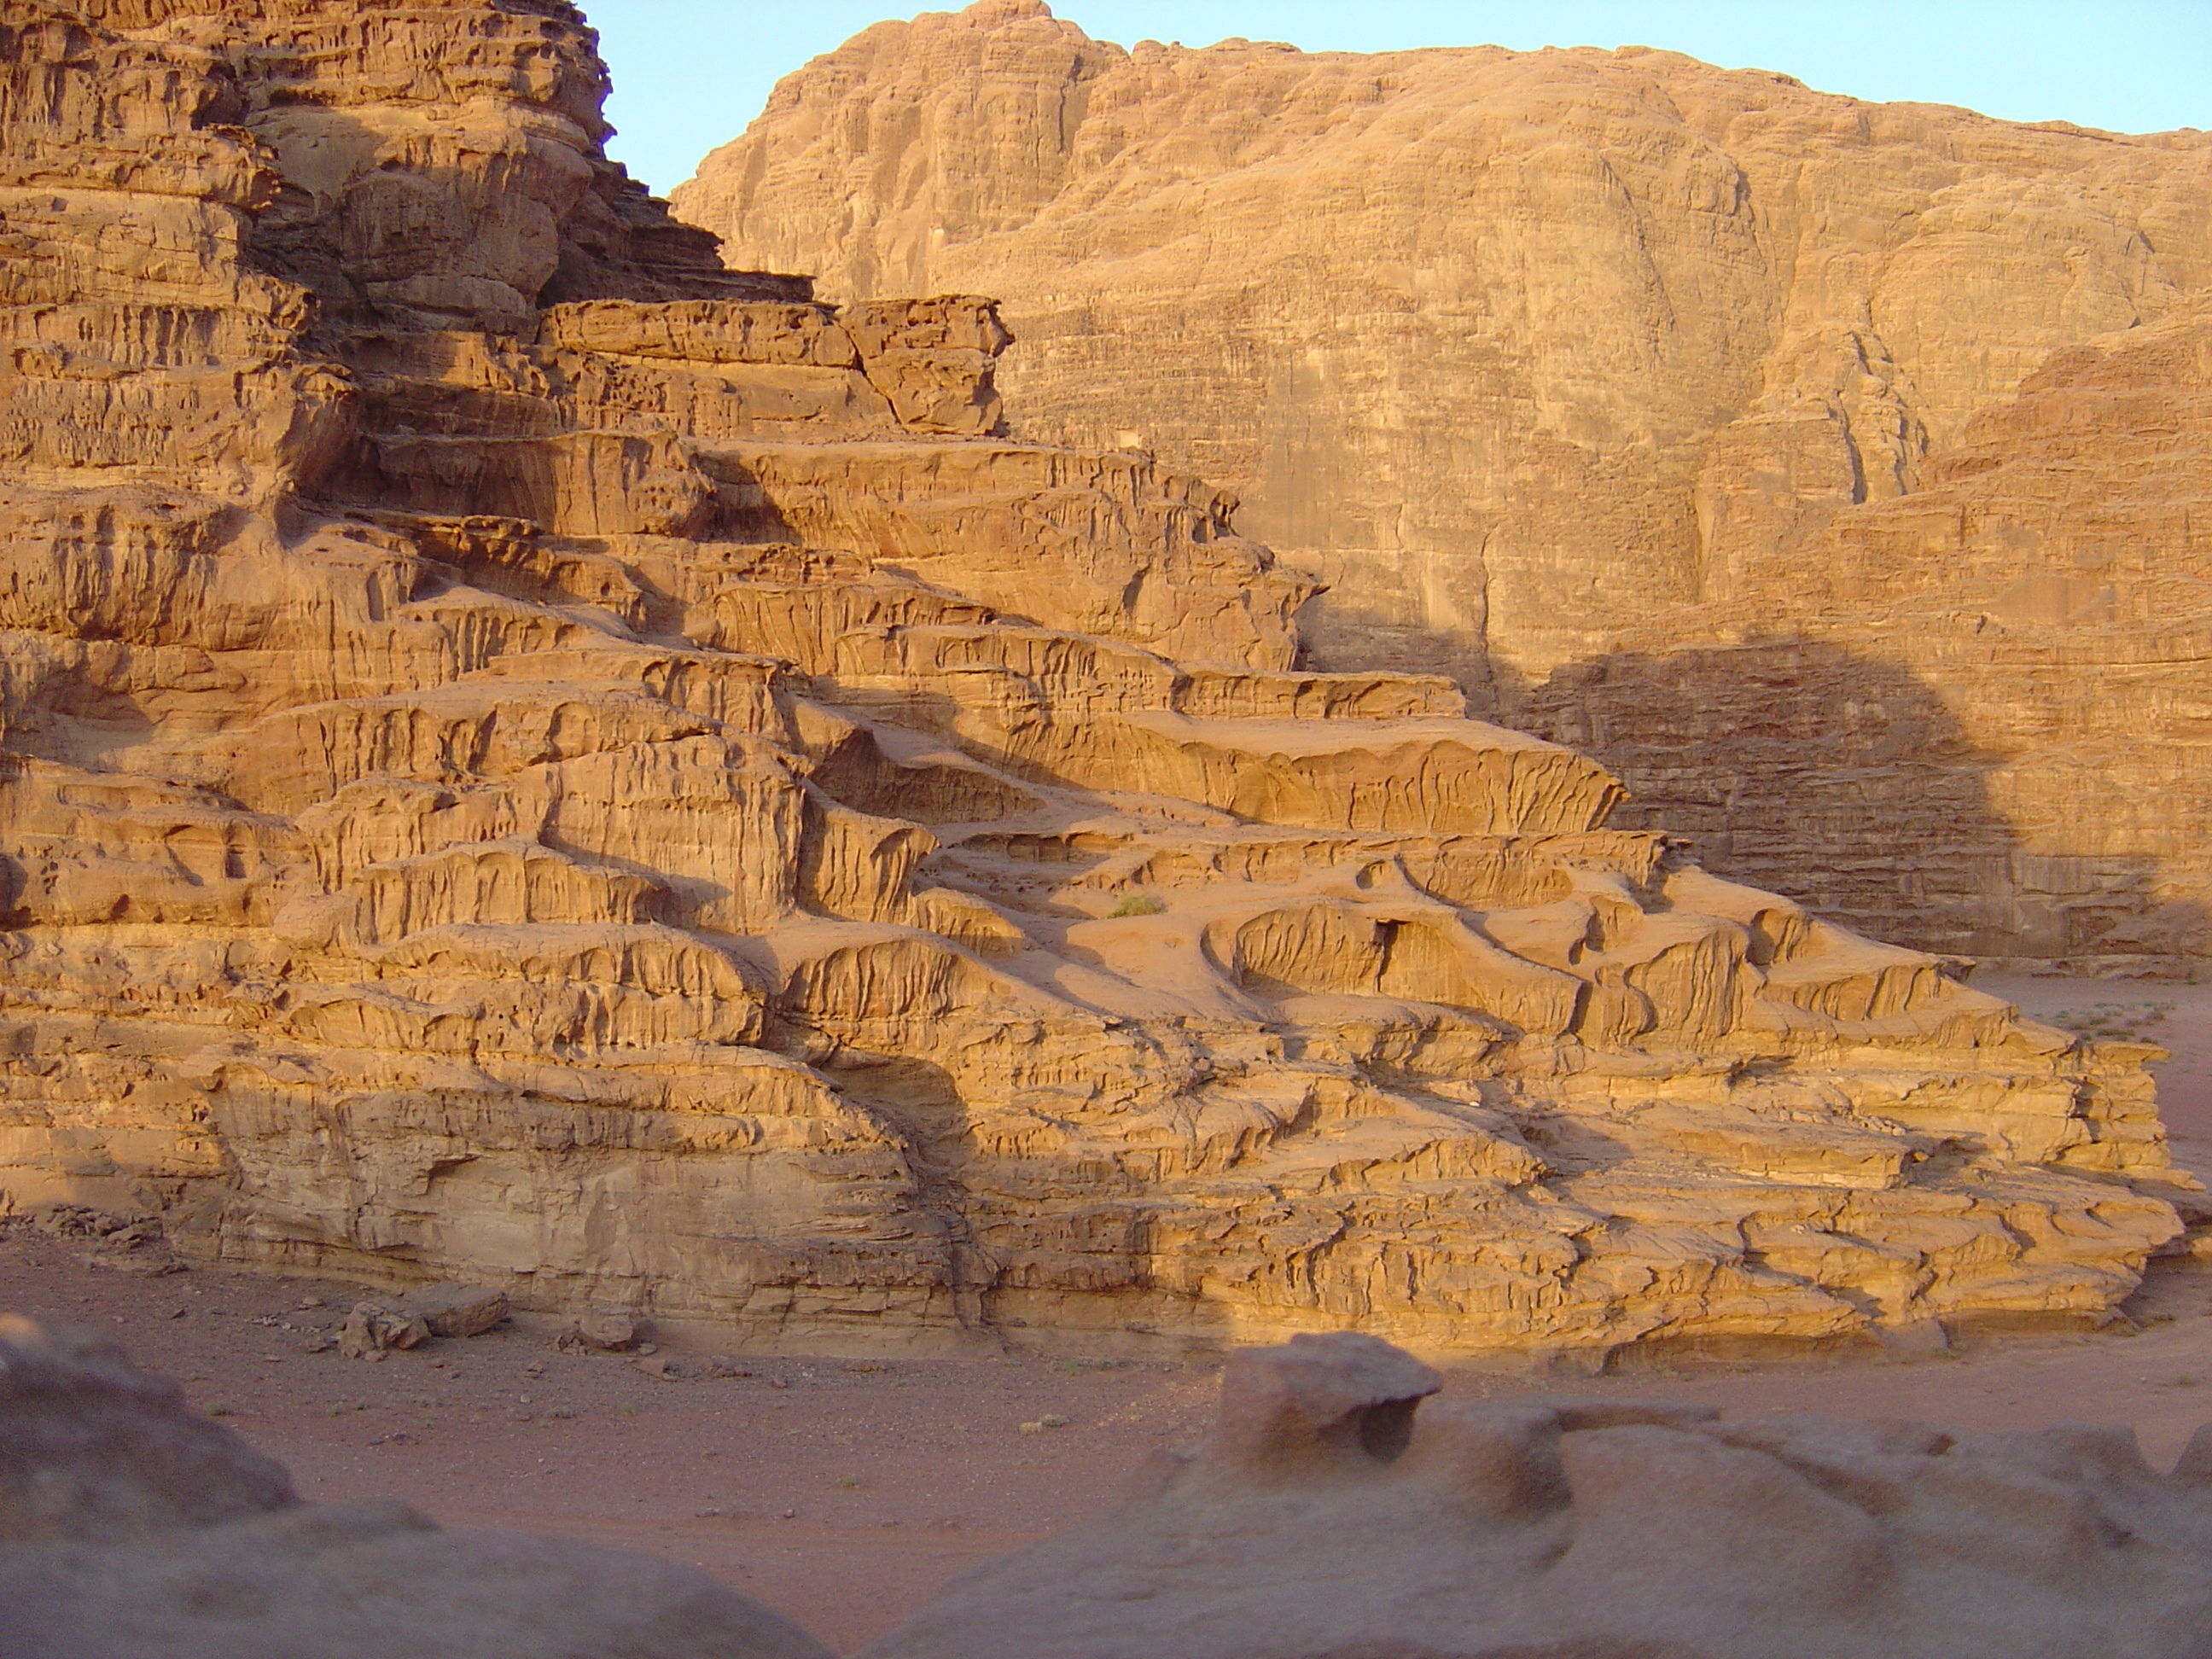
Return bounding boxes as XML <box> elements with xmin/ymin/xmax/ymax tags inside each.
<box><xmin>778</xmin><ymin>1508</ymin><xmax>796</xmax><ymax>1520</ymax></box>
<box><xmin>82</xmin><ymin>1243</ymin><xmax>186</xmax><ymax>1277</ymax></box>
<box><xmin>297</xmin><ymin>1296</ymin><xmax>325</xmax><ymax>1310</ymax></box>
<box><xmin>31</xmin><ymin>1203</ymin><xmax>122</xmax><ymax>1239</ymax></box>
<box><xmin>703</xmin><ymin>1355</ymin><xmax>753</xmax><ymax>1378</ymax></box>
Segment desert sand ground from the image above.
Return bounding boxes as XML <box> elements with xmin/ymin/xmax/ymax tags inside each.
<box><xmin>6</xmin><ymin>971</ymin><xmax>2209</xmax><ymax>1654</ymax></box>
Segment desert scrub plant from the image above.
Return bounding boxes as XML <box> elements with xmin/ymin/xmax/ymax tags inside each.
<box><xmin>1106</xmin><ymin>892</ymin><xmax>1167</xmax><ymax>918</ymax></box>
<box><xmin>2052</xmin><ymin>1001</ymin><xmax>2175</xmax><ymax>1042</ymax></box>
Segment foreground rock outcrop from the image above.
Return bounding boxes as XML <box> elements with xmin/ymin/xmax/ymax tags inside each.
<box><xmin>864</xmin><ymin>1330</ymin><xmax>2212</xmax><ymax>1659</ymax></box>
<box><xmin>679</xmin><ymin>0</ymin><xmax>2212</xmax><ymax>969</ymax></box>
<box><xmin>0</xmin><ymin>1316</ymin><xmax>830</xmax><ymax>1658</ymax></box>
<box><xmin>0</xmin><ymin>0</ymin><xmax>2192</xmax><ymax>1356</ymax></box>
<box><xmin>18</xmin><ymin>1317</ymin><xmax>2212</xmax><ymax>1659</ymax></box>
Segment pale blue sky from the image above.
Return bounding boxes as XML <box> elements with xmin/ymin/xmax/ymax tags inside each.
<box><xmin>589</xmin><ymin>1</ymin><xmax>2212</xmax><ymax>194</ymax></box>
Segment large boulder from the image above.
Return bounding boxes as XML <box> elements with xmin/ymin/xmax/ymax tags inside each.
<box><xmin>0</xmin><ymin>1313</ymin><xmax>297</xmax><ymax>1542</ymax></box>
<box><xmin>0</xmin><ymin>1318</ymin><xmax>831</xmax><ymax>1659</ymax></box>
<box><xmin>860</xmin><ymin>1330</ymin><xmax>2212</xmax><ymax>1659</ymax></box>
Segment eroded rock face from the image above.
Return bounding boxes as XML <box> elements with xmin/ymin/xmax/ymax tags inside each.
<box><xmin>678</xmin><ymin>0</ymin><xmax>2212</xmax><ymax>969</ymax></box>
<box><xmin>0</xmin><ymin>1318</ymin><xmax>831</xmax><ymax>1659</ymax></box>
<box><xmin>861</xmin><ymin>1331</ymin><xmax>2212</xmax><ymax>1659</ymax></box>
<box><xmin>0</xmin><ymin>0</ymin><xmax>2194</xmax><ymax>1357</ymax></box>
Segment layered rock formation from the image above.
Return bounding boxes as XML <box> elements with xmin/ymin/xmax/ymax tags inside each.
<box><xmin>0</xmin><ymin>0</ymin><xmax>2194</xmax><ymax>1357</ymax></box>
<box><xmin>864</xmin><ymin>1330</ymin><xmax>2212</xmax><ymax>1659</ymax></box>
<box><xmin>678</xmin><ymin>0</ymin><xmax>2212</xmax><ymax>968</ymax></box>
<box><xmin>0</xmin><ymin>1316</ymin><xmax>832</xmax><ymax>1657</ymax></box>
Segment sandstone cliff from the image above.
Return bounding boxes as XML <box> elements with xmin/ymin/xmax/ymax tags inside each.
<box><xmin>0</xmin><ymin>0</ymin><xmax>2192</xmax><ymax>1358</ymax></box>
<box><xmin>677</xmin><ymin>0</ymin><xmax>2212</xmax><ymax>969</ymax></box>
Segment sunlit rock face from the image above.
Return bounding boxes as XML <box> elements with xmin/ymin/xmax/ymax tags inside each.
<box><xmin>678</xmin><ymin>0</ymin><xmax>2212</xmax><ymax>970</ymax></box>
<box><xmin>0</xmin><ymin>0</ymin><xmax>2192</xmax><ymax>1360</ymax></box>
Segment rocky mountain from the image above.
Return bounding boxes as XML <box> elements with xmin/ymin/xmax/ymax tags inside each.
<box><xmin>677</xmin><ymin>0</ymin><xmax>2212</xmax><ymax>969</ymax></box>
<box><xmin>0</xmin><ymin>0</ymin><xmax>2192</xmax><ymax>1359</ymax></box>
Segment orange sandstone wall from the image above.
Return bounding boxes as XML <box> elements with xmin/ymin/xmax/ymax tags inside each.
<box><xmin>677</xmin><ymin>0</ymin><xmax>2212</xmax><ymax>968</ymax></box>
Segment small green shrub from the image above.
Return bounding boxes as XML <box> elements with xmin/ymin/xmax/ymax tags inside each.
<box><xmin>1106</xmin><ymin>893</ymin><xmax>1167</xmax><ymax>918</ymax></box>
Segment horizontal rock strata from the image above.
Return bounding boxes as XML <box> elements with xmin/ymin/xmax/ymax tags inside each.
<box><xmin>680</xmin><ymin>0</ymin><xmax>2212</xmax><ymax>968</ymax></box>
<box><xmin>0</xmin><ymin>0</ymin><xmax>2194</xmax><ymax>1357</ymax></box>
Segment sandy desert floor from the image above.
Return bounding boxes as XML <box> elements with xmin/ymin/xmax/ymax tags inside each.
<box><xmin>8</xmin><ymin>971</ymin><xmax>2212</xmax><ymax>1653</ymax></box>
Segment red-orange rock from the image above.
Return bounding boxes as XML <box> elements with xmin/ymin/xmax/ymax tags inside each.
<box><xmin>0</xmin><ymin>0</ymin><xmax>2192</xmax><ymax>1360</ymax></box>
<box><xmin>678</xmin><ymin>0</ymin><xmax>2212</xmax><ymax>968</ymax></box>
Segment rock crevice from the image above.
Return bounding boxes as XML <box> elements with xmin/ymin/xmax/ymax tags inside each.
<box><xmin>677</xmin><ymin>0</ymin><xmax>2212</xmax><ymax>967</ymax></box>
<box><xmin>0</xmin><ymin>0</ymin><xmax>2192</xmax><ymax>1356</ymax></box>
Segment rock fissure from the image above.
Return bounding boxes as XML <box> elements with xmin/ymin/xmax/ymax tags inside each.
<box><xmin>682</xmin><ymin>0</ymin><xmax>2212</xmax><ymax>969</ymax></box>
<box><xmin>0</xmin><ymin>0</ymin><xmax>2194</xmax><ymax>1358</ymax></box>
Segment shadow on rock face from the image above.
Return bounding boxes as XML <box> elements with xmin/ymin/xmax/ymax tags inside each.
<box><xmin>1510</xmin><ymin>638</ymin><xmax>2212</xmax><ymax>972</ymax></box>
<box><xmin>0</xmin><ymin>1317</ymin><xmax>831</xmax><ymax>1659</ymax></box>
<box><xmin>859</xmin><ymin>1330</ymin><xmax>2212</xmax><ymax>1659</ymax></box>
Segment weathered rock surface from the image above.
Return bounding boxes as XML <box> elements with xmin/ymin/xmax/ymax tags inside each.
<box><xmin>862</xmin><ymin>1330</ymin><xmax>2212</xmax><ymax>1659</ymax></box>
<box><xmin>406</xmin><ymin>1281</ymin><xmax>509</xmax><ymax>1337</ymax></box>
<box><xmin>338</xmin><ymin>1300</ymin><xmax>430</xmax><ymax>1358</ymax></box>
<box><xmin>0</xmin><ymin>1317</ymin><xmax>833</xmax><ymax>1658</ymax></box>
<box><xmin>0</xmin><ymin>1312</ymin><xmax>296</xmax><ymax>1540</ymax></box>
<box><xmin>679</xmin><ymin>0</ymin><xmax>2212</xmax><ymax>968</ymax></box>
<box><xmin>0</xmin><ymin>0</ymin><xmax>2195</xmax><ymax>1357</ymax></box>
